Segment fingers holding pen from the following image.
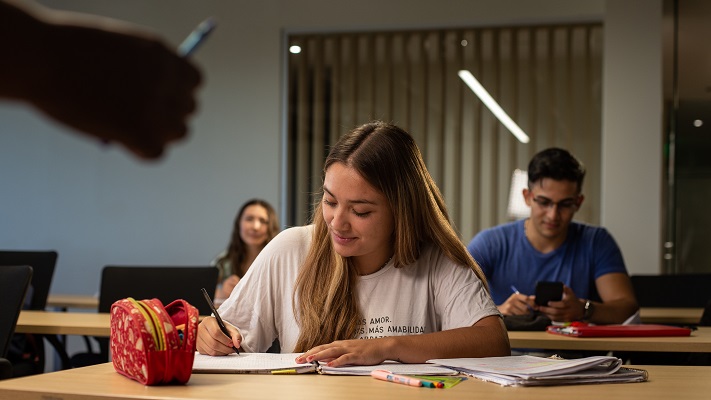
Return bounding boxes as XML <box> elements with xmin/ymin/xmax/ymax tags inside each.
<box><xmin>196</xmin><ymin>317</ymin><xmax>242</xmax><ymax>355</ymax></box>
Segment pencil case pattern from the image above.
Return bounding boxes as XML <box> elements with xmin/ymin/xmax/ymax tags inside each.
<box><xmin>110</xmin><ymin>297</ymin><xmax>199</xmax><ymax>385</ymax></box>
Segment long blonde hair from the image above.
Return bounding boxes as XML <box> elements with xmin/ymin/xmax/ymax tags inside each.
<box><xmin>292</xmin><ymin>121</ymin><xmax>487</xmax><ymax>352</ymax></box>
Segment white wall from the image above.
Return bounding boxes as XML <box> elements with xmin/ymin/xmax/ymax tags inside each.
<box><xmin>1</xmin><ymin>0</ymin><xmax>663</xmax><ymax>301</ymax></box>
<box><xmin>602</xmin><ymin>0</ymin><xmax>663</xmax><ymax>275</ymax></box>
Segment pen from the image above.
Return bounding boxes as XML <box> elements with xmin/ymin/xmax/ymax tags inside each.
<box><xmin>370</xmin><ymin>370</ymin><xmax>440</xmax><ymax>388</ymax></box>
<box><xmin>201</xmin><ymin>287</ymin><xmax>239</xmax><ymax>355</ymax></box>
<box><xmin>178</xmin><ymin>17</ymin><xmax>217</xmax><ymax>57</ymax></box>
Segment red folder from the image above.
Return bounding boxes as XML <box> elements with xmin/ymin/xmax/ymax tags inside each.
<box><xmin>546</xmin><ymin>324</ymin><xmax>692</xmax><ymax>337</ymax></box>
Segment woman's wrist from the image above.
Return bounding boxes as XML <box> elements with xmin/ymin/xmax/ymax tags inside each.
<box><xmin>380</xmin><ymin>336</ymin><xmax>402</xmax><ymax>363</ymax></box>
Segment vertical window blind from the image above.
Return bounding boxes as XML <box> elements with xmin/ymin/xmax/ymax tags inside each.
<box><xmin>287</xmin><ymin>23</ymin><xmax>602</xmax><ymax>241</ymax></box>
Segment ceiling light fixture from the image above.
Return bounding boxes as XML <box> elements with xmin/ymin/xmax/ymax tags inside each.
<box><xmin>458</xmin><ymin>70</ymin><xmax>530</xmax><ymax>144</ymax></box>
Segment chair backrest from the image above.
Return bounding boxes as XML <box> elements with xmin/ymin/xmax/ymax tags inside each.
<box><xmin>0</xmin><ymin>251</ymin><xmax>58</xmax><ymax>311</ymax></box>
<box><xmin>0</xmin><ymin>265</ymin><xmax>33</xmax><ymax>358</ymax></box>
<box><xmin>0</xmin><ymin>357</ymin><xmax>12</xmax><ymax>381</ymax></box>
<box><xmin>71</xmin><ymin>265</ymin><xmax>219</xmax><ymax>366</ymax></box>
<box><xmin>99</xmin><ymin>265</ymin><xmax>220</xmax><ymax>315</ymax></box>
<box><xmin>630</xmin><ymin>274</ymin><xmax>711</xmax><ymax>308</ymax></box>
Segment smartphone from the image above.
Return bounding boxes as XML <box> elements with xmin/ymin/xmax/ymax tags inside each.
<box><xmin>534</xmin><ymin>281</ymin><xmax>564</xmax><ymax>306</ymax></box>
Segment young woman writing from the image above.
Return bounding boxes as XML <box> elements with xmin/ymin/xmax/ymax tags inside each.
<box><xmin>197</xmin><ymin>121</ymin><xmax>510</xmax><ymax>366</ymax></box>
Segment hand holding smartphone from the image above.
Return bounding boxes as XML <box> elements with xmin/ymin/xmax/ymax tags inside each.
<box><xmin>534</xmin><ymin>281</ymin><xmax>564</xmax><ymax>306</ymax></box>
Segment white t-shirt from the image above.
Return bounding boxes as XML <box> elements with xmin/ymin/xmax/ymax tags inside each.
<box><xmin>217</xmin><ymin>225</ymin><xmax>500</xmax><ymax>353</ymax></box>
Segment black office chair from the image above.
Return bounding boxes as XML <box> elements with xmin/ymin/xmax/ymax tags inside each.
<box><xmin>0</xmin><ymin>265</ymin><xmax>33</xmax><ymax>380</ymax></box>
<box><xmin>630</xmin><ymin>274</ymin><xmax>711</xmax><ymax>308</ymax></box>
<box><xmin>0</xmin><ymin>358</ymin><xmax>12</xmax><ymax>381</ymax></box>
<box><xmin>70</xmin><ymin>265</ymin><xmax>219</xmax><ymax>367</ymax></box>
<box><xmin>0</xmin><ymin>266</ymin><xmax>34</xmax><ymax>357</ymax></box>
<box><xmin>0</xmin><ymin>250</ymin><xmax>58</xmax><ymax>376</ymax></box>
<box><xmin>622</xmin><ymin>274</ymin><xmax>711</xmax><ymax>365</ymax></box>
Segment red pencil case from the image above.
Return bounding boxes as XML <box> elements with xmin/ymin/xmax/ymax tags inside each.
<box><xmin>546</xmin><ymin>323</ymin><xmax>692</xmax><ymax>337</ymax></box>
<box><xmin>110</xmin><ymin>297</ymin><xmax>199</xmax><ymax>385</ymax></box>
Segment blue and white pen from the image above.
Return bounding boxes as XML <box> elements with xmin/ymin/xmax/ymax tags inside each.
<box><xmin>178</xmin><ymin>17</ymin><xmax>217</xmax><ymax>57</ymax></box>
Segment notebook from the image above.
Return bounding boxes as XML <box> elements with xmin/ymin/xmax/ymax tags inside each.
<box><xmin>192</xmin><ymin>352</ymin><xmax>456</xmax><ymax>375</ymax></box>
<box><xmin>192</xmin><ymin>353</ymin><xmax>317</xmax><ymax>374</ymax></box>
<box><xmin>427</xmin><ymin>355</ymin><xmax>648</xmax><ymax>387</ymax></box>
<box><xmin>546</xmin><ymin>324</ymin><xmax>692</xmax><ymax>337</ymax></box>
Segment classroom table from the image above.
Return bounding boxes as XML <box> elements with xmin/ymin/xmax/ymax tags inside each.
<box><xmin>15</xmin><ymin>310</ymin><xmax>110</xmax><ymax>371</ymax></box>
<box><xmin>16</xmin><ymin>310</ymin><xmax>110</xmax><ymax>337</ymax></box>
<box><xmin>46</xmin><ymin>293</ymin><xmax>99</xmax><ymax>310</ymax></box>
<box><xmin>42</xmin><ymin>294</ymin><xmax>100</xmax><ymax>370</ymax></box>
<box><xmin>16</xmin><ymin>311</ymin><xmax>212</xmax><ymax>370</ymax></box>
<box><xmin>508</xmin><ymin>326</ymin><xmax>711</xmax><ymax>353</ymax></box>
<box><xmin>16</xmin><ymin>311</ymin><xmax>212</xmax><ymax>337</ymax></box>
<box><xmin>41</xmin><ymin>300</ymin><xmax>704</xmax><ymax>323</ymax></box>
<box><xmin>638</xmin><ymin>307</ymin><xmax>703</xmax><ymax>325</ymax></box>
<box><xmin>0</xmin><ymin>363</ymin><xmax>709</xmax><ymax>400</ymax></box>
<box><xmin>17</xmin><ymin>311</ymin><xmax>711</xmax><ymax>353</ymax></box>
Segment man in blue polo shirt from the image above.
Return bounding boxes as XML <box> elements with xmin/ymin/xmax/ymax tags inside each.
<box><xmin>467</xmin><ymin>148</ymin><xmax>638</xmax><ymax>324</ymax></box>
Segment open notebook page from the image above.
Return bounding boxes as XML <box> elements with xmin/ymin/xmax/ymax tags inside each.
<box><xmin>192</xmin><ymin>353</ymin><xmax>456</xmax><ymax>376</ymax></box>
<box><xmin>192</xmin><ymin>353</ymin><xmax>315</xmax><ymax>374</ymax></box>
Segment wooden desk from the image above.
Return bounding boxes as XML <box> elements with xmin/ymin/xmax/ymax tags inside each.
<box><xmin>16</xmin><ymin>310</ymin><xmax>110</xmax><ymax>337</ymax></box>
<box><xmin>17</xmin><ymin>310</ymin><xmax>711</xmax><ymax>352</ymax></box>
<box><xmin>16</xmin><ymin>311</ymin><xmax>207</xmax><ymax>337</ymax></box>
<box><xmin>46</xmin><ymin>293</ymin><xmax>99</xmax><ymax>310</ymax></box>
<box><xmin>508</xmin><ymin>326</ymin><xmax>711</xmax><ymax>353</ymax></box>
<box><xmin>639</xmin><ymin>307</ymin><xmax>703</xmax><ymax>325</ymax></box>
<box><xmin>0</xmin><ymin>363</ymin><xmax>709</xmax><ymax>400</ymax></box>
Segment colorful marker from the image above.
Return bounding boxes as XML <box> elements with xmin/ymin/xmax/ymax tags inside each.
<box><xmin>371</xmin><ymin>370</ymin><xmax>422</xmax><ymax>387</ymax></box>
<box><xmin>419</xmin><ymin>380</ymin><xmax>444</xmax><ymax>388</ymax></box>
<box><xmin>371</xmin><ymin>370</ymin><xmax>444</xmax><ymax>388</ymax></box>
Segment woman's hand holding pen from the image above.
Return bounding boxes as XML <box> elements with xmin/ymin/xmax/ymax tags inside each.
<box><xmin>196</xmin><ymin>317</ymin><xmax>242</xmax><ymax>356</ymax></box>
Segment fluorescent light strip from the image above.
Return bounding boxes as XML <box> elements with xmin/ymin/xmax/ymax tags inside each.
<box><xmin>457</xmin><ymin>70</ymin><xmax>530</xmax><ymax>144</ymax></box>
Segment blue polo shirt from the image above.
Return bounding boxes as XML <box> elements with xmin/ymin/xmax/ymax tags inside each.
<box><xmin>467</xmin><ymin>219</ymin><xmax>628</xmax><ymax>305</ymax></box>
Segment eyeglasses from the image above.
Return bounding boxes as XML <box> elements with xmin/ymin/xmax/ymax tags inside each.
<box><xmin>531</xmin><ymin>196</ymin><xmax>579</xmax><ymax>212</ymax></box>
